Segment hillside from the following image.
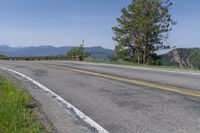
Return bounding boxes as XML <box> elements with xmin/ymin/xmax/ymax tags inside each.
<box><xmin>160</xmin><ymin>48</ymin><xmax>200</xmax><ymax>69</ymax></box>
<box><xmin>0</xmin><ymin>45</ymin><xmax>115</xmax><ymax>60</ymax></box>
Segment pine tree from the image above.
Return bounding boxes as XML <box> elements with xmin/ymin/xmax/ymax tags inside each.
<box><xmin>112</xmin><ymin>0</ymin><xmax>176</xmax><ymax>64</ymax></box>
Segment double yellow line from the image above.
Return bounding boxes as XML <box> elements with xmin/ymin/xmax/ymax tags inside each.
<box><xmin>37</xmin><ymin>63</ymin><xmax>200</xmax><ymax>97</ymax></box>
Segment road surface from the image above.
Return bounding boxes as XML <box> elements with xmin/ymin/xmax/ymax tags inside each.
<box><xmin>0</xmin><ymin>61</ymin><xmax>200</xmax><ymax>133</ymax></box>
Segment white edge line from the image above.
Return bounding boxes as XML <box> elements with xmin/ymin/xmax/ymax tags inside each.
<box><xmin>0</xmin><ymin>67</ymin><xmax>109</xmax><ymax>133</ymax></box>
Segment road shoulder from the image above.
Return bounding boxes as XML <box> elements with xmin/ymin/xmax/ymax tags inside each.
<box><xmin>1</xmin><ymin>70</ymin><xmax>95</xmax><ymax>133</ymax></box>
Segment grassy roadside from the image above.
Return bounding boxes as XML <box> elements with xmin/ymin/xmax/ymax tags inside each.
<box><xmin>0</xmin><ymin>75</ymin><xmax>44</xmax><ymax>133</ymax></box>
<box><xmin>85</xmin><ymin>60</ymin><xmax>200</xmax><ymax>72</ymax></box>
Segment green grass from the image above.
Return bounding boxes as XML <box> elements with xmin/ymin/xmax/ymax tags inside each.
<box><xmin>84</xmin><ymin>59</ymin><xmax>200</xmax><ymax>72</ymax></box>
<box><xmin>0</xmin><ymin>75</ymin><xmax>43</xmax><ymax>133</ymax></box>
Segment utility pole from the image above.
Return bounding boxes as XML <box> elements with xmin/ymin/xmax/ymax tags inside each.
<box><xmin>82</xmin><ymin>40</ymin><xmax>84</xmax><ymax>45</ymax></box>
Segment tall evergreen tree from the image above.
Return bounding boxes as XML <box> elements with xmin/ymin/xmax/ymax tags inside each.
<box><xmin>112</xmin><ymin>0</ymin><xmax>176</xmax><ymax>64</ymax></box>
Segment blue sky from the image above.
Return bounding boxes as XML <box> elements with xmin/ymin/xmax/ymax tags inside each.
<box><xmin>0</xmin><ymin>0</ymin><xmax>199</xmax><ymax>49</ymax></box>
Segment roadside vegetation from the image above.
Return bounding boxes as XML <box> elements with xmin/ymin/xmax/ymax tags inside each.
<box><xmin>0</xmin><ymin>55</ymin><xmax>8</xmax><ymax>60</ymax></box>
<box><xmin>85</xmin><ymin>59</ymin><xmax>200</xmax><ymax>72</ymax></box>
<box><xmin>66</xmin><ymin>44</ymin><xmax>91</xmax><ymax>61</ymax></box>
<box><xmin>112</xmin><ymin>0</ymin><xmax>176</xmax><ymax>65</ymax></box>
<box><xmin>0</xmin><ymin>75</ymin><xmax>43</xmax><ymax>133</ymax></box>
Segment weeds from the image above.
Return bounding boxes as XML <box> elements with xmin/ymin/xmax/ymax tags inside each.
<box><xmin>0</xmin><ymin>76</ymin><xmax>42</xmax><ymax>133</ymax></box>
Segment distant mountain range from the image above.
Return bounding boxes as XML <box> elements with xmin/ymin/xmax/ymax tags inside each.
<box><xmin>0</xmin><ymin>45</ymin><xmax>115</xmax><ymax>60</ymax></box>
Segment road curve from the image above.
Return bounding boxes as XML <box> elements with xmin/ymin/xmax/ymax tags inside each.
<box><xmin>0</xmin><ymin>61</ymin><xmax>200</xmax><ymax>133</ymax></box>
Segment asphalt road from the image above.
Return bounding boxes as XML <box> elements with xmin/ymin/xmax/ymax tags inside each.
<box><xmin>0</xmin><ymin>61</ymin><xmax>200</xmax><ymax>133</ymax></box>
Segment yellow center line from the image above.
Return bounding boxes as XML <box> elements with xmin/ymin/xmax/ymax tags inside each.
<box><xmin>36</xmin><ymin>62</ymin><xmax>200</xmax><ymax>97</ymax></box>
